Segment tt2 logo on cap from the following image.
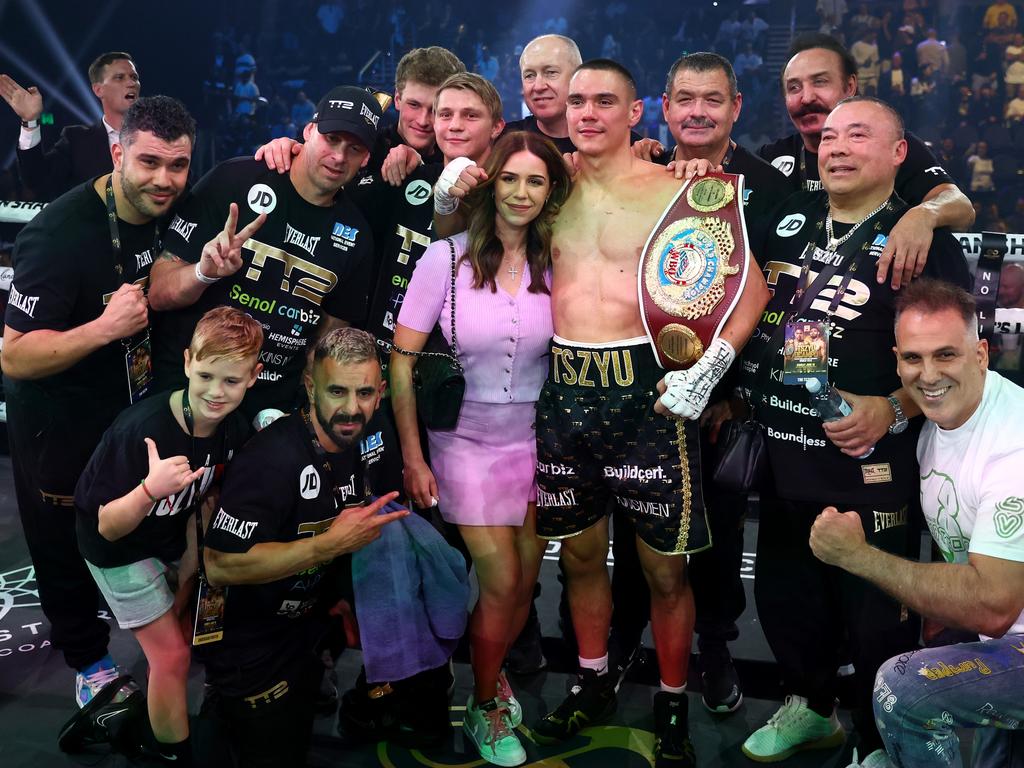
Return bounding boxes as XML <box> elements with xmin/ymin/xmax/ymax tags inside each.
<box><xmin>247</xmin><ymin>184</ymin><xmax>277</xmax><ymax>215</ymax></box>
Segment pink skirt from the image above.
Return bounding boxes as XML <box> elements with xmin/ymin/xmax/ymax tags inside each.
<box><xmin>427</xmin><ymin>399</ymin><xmax>537</xmax><ymax>527</ymax></box>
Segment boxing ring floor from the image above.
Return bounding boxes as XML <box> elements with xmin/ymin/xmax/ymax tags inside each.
<box><xmin>0</xmin><ymin>455</ymin><xmax>972</xmax><ymax>767</ymax></box>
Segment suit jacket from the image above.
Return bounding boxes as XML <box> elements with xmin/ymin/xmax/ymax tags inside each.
<box><xmin>17</xmin><ymin>121</ymin><xmax>111</xmax><ymax>201</ymax></box>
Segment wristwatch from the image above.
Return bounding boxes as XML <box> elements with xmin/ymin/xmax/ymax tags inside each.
<box><xmin>887</xmin><ymin>395</ymin><xmax>908</xmax><ymax>434</ymax></box>
<box><xmin>20</xmin><ymin>119</ymin><xmax>39</xmax><ymax>129</ymax></box>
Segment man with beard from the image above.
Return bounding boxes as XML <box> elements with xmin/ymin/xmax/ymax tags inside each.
<box><xmin>148</xmin><ymin>86</ymin><xmax>382</xmax><ymax>420</ymax></box>
<box><xmin>758</xmin><ymin>33</ymin><xmax>974</xmax><ymax>289</ymax></box>
<box><xmin>1</xmin><ymin>52</ymin><xmax>141</xmax><ymax>200</ymax></box>
<box><xmin>1</xmin><ymin>96</ymin><xmax>194</xmax><ymax>710</ymax></box>
<box><xmin>196</xmin><ymin>327</ymin><xmax>408</xmax><ymax>767</ymax></box>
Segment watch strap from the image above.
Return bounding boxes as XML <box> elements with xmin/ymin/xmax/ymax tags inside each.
<box><xmin>887</xmin><ymin>395</ymin><xmax>907</xmax><ymax>434</ymax></box>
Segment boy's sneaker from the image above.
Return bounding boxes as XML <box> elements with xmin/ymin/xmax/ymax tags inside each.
<box><xmin>653</xmin><ymin>691</ymin><xmax>697</xmax><ymax>768</ymax></box>
<box><xmin>75</xmin><ymin>654</ymin><xmax>122</xmax><ymax>708</ymax></box>
<box><xmin>532</xmin><ymin>668</ymin><xmax>617</xmax><ymax>744</ymax></box>
<box><xmin>700</xmin><ymin>643</ymin><xmax>743</xmax><ymax>713</ymax></box>
<box><xmin>59</xmin><ymin>675</ymin><xmax>144</xmax><ymax>754</ymax></box>
<box><xmin>497</xmin><ymin>670</ymin><xmax>522</xmax><ymax>727</ymax></box>
<box><xmin>742</xmin><ymin>694</ymin><xmax>845</xmax><ymax>762</ymax></box>
<box><xmin>847</xmin><ymin>747</ymin><xmax>896</xmax><ymax>768</ymax></box>
<box><xmin>463</xmin><ymin>695</ymin><xmax>526</xmax><ymax>767</ymax></box>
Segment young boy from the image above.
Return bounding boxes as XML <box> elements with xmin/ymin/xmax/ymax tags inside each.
<box><xmin>74</xmin><ymin>306</ymin><xmax>262</xmax><ymax>764</ymax></box>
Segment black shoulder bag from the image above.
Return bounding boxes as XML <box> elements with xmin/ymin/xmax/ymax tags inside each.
<box><xmin>394</xmin><ymin>238</ymin><xmax>466</xmax><ymax>430</ymax></box>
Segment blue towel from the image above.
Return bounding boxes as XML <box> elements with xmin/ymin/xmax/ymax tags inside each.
<box><xmin>352</xmin><ymin>502</ymin><xmax>470</xmax><ymax>683</ymax></box>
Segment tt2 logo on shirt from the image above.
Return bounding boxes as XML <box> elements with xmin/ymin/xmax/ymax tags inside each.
<box><xmin>243</xmin><ymin>240</ymin><xmax>339</xmax><ymax>306</ymax></box>
<box><xmin>771</xmin><ymin>155</ymin><xmax>796</xmax><ymax>176</ymax></box>
<box><xmin>299</xmin><ymin>465</ymin><xmax>320</xmax><ymax>500</ymax></box>
<box><xmin>404</xmin><ymin>179</ymin><xmax>433</xmax><ymax>206</ymax></box>
<box><xmin>775</xmin><ymin>213</ymin><xmax>806</xmax><ymax>237</ymax></box>
<box><xmin>247</xmin><ymin>184</ymin><xmax>277</xmax><ymax>215</ymax></box>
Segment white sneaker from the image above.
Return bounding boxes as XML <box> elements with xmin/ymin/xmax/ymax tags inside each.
<box><xmin>497</xmin><ymin>671</ymin><xmax>522</xmax><ymax>727</ymax></box>
<box><xmin>463</xmin><ymin>695</ymin><xmax>526</xmax><ymax>767</ymax></box>
<box><xmin>848</xmin><ymin>747</ymin><xmax>896</xmax><ymax>768</ymax></box>
<box><xmin>75</xmin><ymin>654</ymin><xmax>122</xmax><ymax>709</ymax></box>
<box><xmin>741</xmin><ymin>694</ymin><xmax>845</xmax><ymax>762</ymax></box>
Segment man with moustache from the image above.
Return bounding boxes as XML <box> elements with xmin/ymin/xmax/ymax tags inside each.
<box><xmin>810</xmin><ymin>278</ymin><xmax>1024</xmax><ymax>768</ymax></box>
<box><xmin>632</xmin><ymin>51</ymin><xmax>791</xmax><ymax>715</ymax></box>
<box><xmin>196</xmin><ymin>327</ymin><xmax>409</xmax><ymax>767</ymax></box>
<box><xmin>739</xmin><ymin>97</ymin><xmax>971</xmax><ymax>766</ymax></box>
<box><xmin>530</xmin><ymin>59</ymin><xmax>769</xmax><ymax>767</ymax></box>
<box><xmin>1</xmin><ymin>96</ymin><xmax>194</xmax><ymax>709</ymax></box>
<box><xmin>758</xmin><ymin>33</ymin><xmax>974</xmax><ymax>290</ymax></box>
<box><xmin>148</xmin><ymin>86</ymin><xmax>383</xmax><ymax>421</ymax></box>
<box><xmin>1</xmin><ymin>52</ymin><xmax>141</xmax><ymax>200</ymax></box>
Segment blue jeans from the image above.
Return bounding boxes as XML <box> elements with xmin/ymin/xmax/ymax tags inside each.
<box><xmin>874</xmin><ymin>635</ymin><xmax>1024</xmax><ymax>767</ymax></box>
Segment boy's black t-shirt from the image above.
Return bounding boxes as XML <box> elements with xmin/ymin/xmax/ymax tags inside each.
<box><xmin>75</xmin><ymin>392</ymin><xmax>250</xmax><ymax>568</ymax></box>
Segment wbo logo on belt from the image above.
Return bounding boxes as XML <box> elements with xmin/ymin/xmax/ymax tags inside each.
<box><xmin>639</xmin><ymin>173</ymin><xmax>749</xmax><ymax>370</ymax></box>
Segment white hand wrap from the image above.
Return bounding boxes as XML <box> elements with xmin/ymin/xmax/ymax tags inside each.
<box><xmin>658</xmin><ymin>338</ymin><xmax>736</xmax><ymax>420</ymax></box>
<box><xmin>433</xmin><ymin>156</ymin><xmax>476</xmax><ymax>215</ymax></box>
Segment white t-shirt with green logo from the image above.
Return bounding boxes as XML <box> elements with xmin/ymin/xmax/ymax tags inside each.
<box><xmin>917</xmin><ymin>370</ymin><xmax>1024</xmax><ymax>636</ymax></box>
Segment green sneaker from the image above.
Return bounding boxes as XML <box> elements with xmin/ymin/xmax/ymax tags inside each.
<box><xmin>497</xmin><ymin>671</ymin><xmax>522</xmax><ymax>728</ymax></box>
<box><xmin>464</xmin><ymin>695</ymin><xmax>526</xmax><ymax>767</ymax></box>
<box><xmin>741</xmin><ymin>695</ymin><xmax>845</xmax><ymax>762</ymax></box>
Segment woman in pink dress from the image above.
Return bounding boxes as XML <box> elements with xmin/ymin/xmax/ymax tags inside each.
<box><xmin>391</xmin><ymin>131</ymin><xmax>571</xmax><ymax>766</ymax></box>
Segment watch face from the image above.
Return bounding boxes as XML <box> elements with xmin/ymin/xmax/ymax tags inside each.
<box><xmin>889</xmin><ymin>420</ymin><xmax>908</xmax><ymax>434</ymax></box>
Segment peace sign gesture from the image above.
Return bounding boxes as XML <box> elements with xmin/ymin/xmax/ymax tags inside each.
<box><xmin>197</xmin><ymin>203</ymin><xmax>266</xmax><ymax>280</ymax></box>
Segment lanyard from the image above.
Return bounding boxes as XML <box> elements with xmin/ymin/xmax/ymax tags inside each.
<box><xmin>182</xmin><ymin>388</ymin><xmax>229</xmax><ymax>582</ymax></box>
<box><xmin>790</xmin><ymin>198</ymin><xmax>890</xmax><ymax>321</ymax></box>
<box><xmin>104</xmin><ymin>175</ymin><xmax>161</xmax><ymax>283</ymax></box>
<box><xmin>299</xmin><ymin>407</ymin><xmax>371</xmax><ymax>509</ymax></box>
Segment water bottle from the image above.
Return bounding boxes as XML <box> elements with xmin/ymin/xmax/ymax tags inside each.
<box><xmin>804</xmin><ymin>378</ymin><xmax>874</xmax><ymax>459</ymax></box>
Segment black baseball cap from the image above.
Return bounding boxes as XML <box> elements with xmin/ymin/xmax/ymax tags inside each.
<box><xmin>311</xmin><ymin>86</ymin><xmax>383</xmax><ymax>150</ymax></box>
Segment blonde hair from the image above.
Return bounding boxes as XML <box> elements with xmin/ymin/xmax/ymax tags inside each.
<box><xmin>433</xmin><ymin>72</ymin><xmax>503</xmax><ymax>123</ymax></box>
<box><xmin>189</xmin><ymin>306</ymin><xmax>263</xmax><ymax>363</ymax></box>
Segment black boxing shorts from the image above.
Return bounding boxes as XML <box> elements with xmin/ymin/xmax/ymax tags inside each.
<box><xmin>535</xmin><ymin>336</ymin><xmax>710</xmax><ymax>555</ymax></box>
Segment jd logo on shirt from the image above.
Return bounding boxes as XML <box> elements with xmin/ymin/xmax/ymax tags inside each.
<box><xmin>404</xmin><ymin>179</ymin><xmax>433</xmax><ymax>206</ymax></box>
<box><xmin>247</xmin><ymin>184</ymin><xmax>277</xmax><ymax>214</ymax></box>
<box><xmin>776</xmin><ymin>213</ymin><xmax>806</xmax><ymax>237</ymax></box>
<box><xmin>771</xmin><ymin>155</ymin><xmax>796</xmax><ymax>176</ymax></box>
<box><xmin>299</xmin><ymin>465</ymin><xmax>320</xmax><ymax>500</ymax></box>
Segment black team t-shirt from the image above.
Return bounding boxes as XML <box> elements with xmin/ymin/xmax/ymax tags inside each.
<box><xmin>348</xmin><ymin>163</ymin><xmax>441</xmax><ymax>351</ymax></box>
<box><xmin>75</xmin><ymin>392</ymin><xmax>250</xmax><ymax>568</ymax></box>
<box><xmin>4</xmin><ymin>179</ymin><xmax>160</xmax><ymax>490</ymax></box>
<box><xmin>757</xmin><ymin>131</ymin><xmax>957</xmax><ymax>202</ymax></box>
<box><xmin>153</xmin><ymin>158</ymin><xmax>374</xmax><ymax>417</ymax></box>
<box><xmin>653</xmin><ymin>142</ymin><xmax>790</xmax><ymax>262</ymax></box>
<box><xmin>198</xmin><ymin>410</ymin><xmax>402</xmax><ymax>695</ymax></box>
<box><xmin>740</xmin><ymin>190</ymin><xmax>971</xmax><ymax>505</ymax></box>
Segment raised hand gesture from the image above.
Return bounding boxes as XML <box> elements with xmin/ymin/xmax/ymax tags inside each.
<box><xmin>0</xmin><ymin>74</ymin><xmax>43</xmax><ymax>122</ymax></box>
<box><xmin>143</xmin><ymin>437</ymin><xmax>205</xmax><ymax>501</ymax></box>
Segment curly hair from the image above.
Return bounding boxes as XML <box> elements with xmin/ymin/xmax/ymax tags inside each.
<box><xmin>120</xmin><ymin>95</ymin><xmax>196</xmax><ymax>147</ymax></box>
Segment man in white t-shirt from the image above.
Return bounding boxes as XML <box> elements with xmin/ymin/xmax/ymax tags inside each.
<box><xmin>809</xmin><ymin>277</ymin><xmax>1024</xmax><ymax>768</ymax></box>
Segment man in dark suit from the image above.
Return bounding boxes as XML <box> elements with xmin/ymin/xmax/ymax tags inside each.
<box><xmin>0</xmin><ymin>52</ymin><xmax>140</xmax><ymax>200</ymax></box>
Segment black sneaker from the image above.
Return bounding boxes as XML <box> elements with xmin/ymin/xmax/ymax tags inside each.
<box><xmin>532</xmin><ymin>669</ymin><xmax>617</xmax><ymax>744</ymax></box>
<box><xmin>507</xmin><ymin>609</ymin><xmax>547</xmax><ymax>675</ymax></box>
<box><xmin>653</xmin><ymin>691</ymin><xmax>697</xmax><ymax>768</ymax></box>
<box><xmin>58</xmin><ymin>675</ymin><xmax>146</xmax><ymax>754</ymax></box>
<box><xmin>700</xmin><ymin>644</ymin><xmax>743</xmax><ymax>713</ymax></box>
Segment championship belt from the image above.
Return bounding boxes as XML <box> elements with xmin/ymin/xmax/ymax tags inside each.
<box><xmin>638</xmin><ymin>171</ymin><xmax>750</xmax><ymax>370</ymax></box>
